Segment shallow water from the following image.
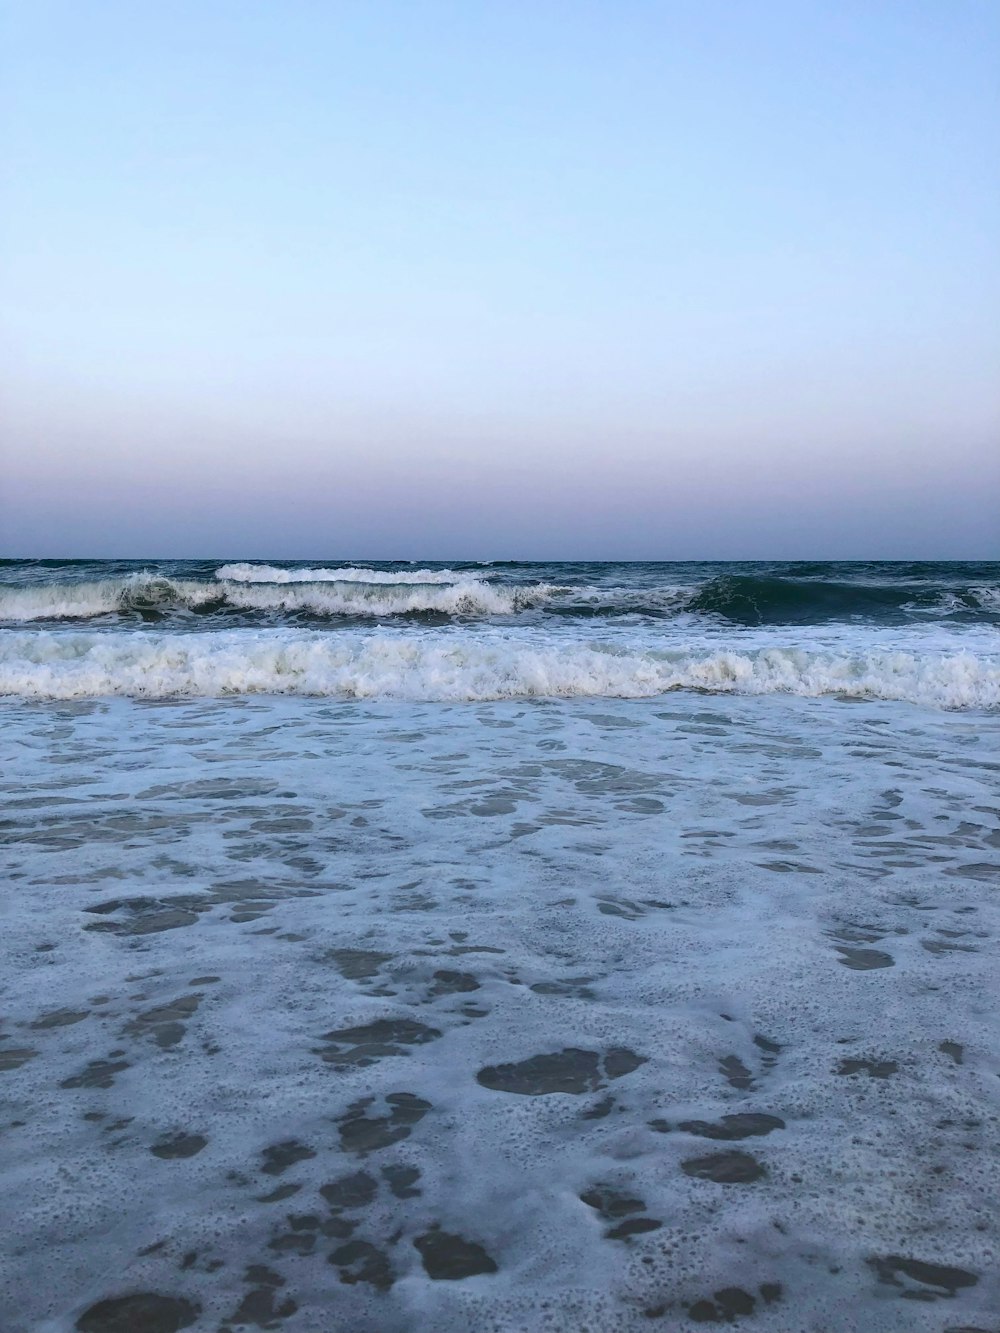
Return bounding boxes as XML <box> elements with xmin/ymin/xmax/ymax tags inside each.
<box><xmin>2</xmin><ymin>691</ymin><xmax>998</xmax><ymax>1332</ymax></box>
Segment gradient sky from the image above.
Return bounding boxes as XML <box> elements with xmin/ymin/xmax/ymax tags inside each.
<box><xmin>2</xmin><ymin>0</ymin><xmax>998</xmax><ymax>558</ymax></box>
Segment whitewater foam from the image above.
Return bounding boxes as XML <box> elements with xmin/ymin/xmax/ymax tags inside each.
<box><xmin>2</xmin><ymin>691</ymin><xmax>998</xmax><ymax>1331</ymax></box>
<box><xmin>1</xmin><ymin>628</ymin><xmax>997</xmax><ymax>707</ymax></box>
<box><xmin>0</xmin><ymin>574</ymin><xmax>222</xmax><ymax>622</ymax></box>
<box><xmin>215</xmin><ymin>563</ymin><xmax>468</xmax><ymax>584</ymax></box>
<box><xmin>218</xmin><ymin>579</ymin><xmax>555</xmax><ymax>617</ymax></box>
<box><xmin>0</xmin><ymin>575</ymin><xmax>564</xmax><ymax>621</ymax></box>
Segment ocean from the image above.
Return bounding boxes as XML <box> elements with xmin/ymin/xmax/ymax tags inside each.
<box><xmin>1</xmin><ymin>559</ymin><xmax>998</xmax><ymax>1332</ymax></box>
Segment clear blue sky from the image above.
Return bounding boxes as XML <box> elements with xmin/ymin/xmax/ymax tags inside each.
<box><xmin>2</xmin><ymin>0</ymin><xmax>997</xmax><ymax>558</ymax></box>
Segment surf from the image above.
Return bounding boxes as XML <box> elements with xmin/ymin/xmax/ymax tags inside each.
<box><xmin>2</xmin><ymin>628</ymin><xmax>997</xmax><ymax>708</ymax></box>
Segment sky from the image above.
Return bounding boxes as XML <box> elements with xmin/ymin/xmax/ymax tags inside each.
<box><xmin>1</xmin><ymin>0</ymin><xmax>998</xmax><ymax>559</ymax></box>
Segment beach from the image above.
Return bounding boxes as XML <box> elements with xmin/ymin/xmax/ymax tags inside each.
<box><xmin>1</xmin><ymin>560</ymin><xmax>998</xmax><ymax>1331</ymax></box>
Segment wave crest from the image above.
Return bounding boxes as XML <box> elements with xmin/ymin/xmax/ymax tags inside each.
<box><xmin>219</xmin><ymin>580</ymin><xmax>554</xmax><ymax>617</ymax></box>
<box><xmin>0</xmin><ymin>576</ymin><xmax>554</xmax><ymax>621</ymax></box>
<box><xmin>3</xmin><ymin>569</ymin><xmax>998</xmax><ymax>626</ymax></box>
<box><xmin>215</xmin><ymin>563</ymin><xmax>467</xmax><ymax>584</ymax></box>
<box><xmin>0</xmin><ymin>575</ymin><xmax>220</xmax><ymax>622</ymax></box>
<box><xmin>2</xmin><ymin>630</ymin><xmax>996</xmax><ymax>709</ymax></box>
<box><xmin>688</xmin><ymin>574</ymin><xmax>1000</xmax><ymax>625</ymax></box>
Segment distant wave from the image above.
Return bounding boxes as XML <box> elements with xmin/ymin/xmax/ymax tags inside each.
<box><xmin>215</xmin><ymin>563</ymin><xmax>467</xmax><ymax>584</ymax></box>
<box><xmin>0</xmin><ymin>575</ymin><xmax>216</xmax><ymax>622</ymax></box>
<box><xmin>0</xmin><ymin>574</ymin><xmax>558</xmax><ymax>621</ymax></box>
<box><xmin>1</xmin><ymin>569</ymin><xmax>997</xmax><ymax>626</ymax></box>
<box><xmin>217</xmin><ymin>580</ymin><xmax>555</xmax><ymax>617</ymax></box>
<box><xmin>686</xmin><ymin>574</ymin><xmax>1000</xmax><ymax>625</ymax></box>
<box><xmin>2</xmin><ymin>630</ymin><xmax>996</xmax><ymax>708</ymax></box>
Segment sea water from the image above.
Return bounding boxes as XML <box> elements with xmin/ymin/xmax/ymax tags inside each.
<box><xmin>1</xmin><ymin>560</ymin><xmax>998</xmax><ymax>1331</ymax></box>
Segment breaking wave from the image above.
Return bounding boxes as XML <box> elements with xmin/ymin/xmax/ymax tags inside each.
<box><xmin>0</xmin><ymin>575</ymin><xmax>558</xmax><ymax>621</ymax></box>
<box><xmin>1</xmin><ymin>565</ymin><xmax>997</xmax><ymax>626</ymax></box>
<box><xmin>2</xmin><ymin>630</ymin><xmax>996</xmax><ymax>708</ymax></box>
<box><xmin>215</xmin><ymin>563</ymin><xmax>467</xmax><ymax>584</ymax></box>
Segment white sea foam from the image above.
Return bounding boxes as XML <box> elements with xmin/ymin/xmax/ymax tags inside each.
<box><xmin>218</xmin><ymin>579</ymin><xmax>556</xmax><ymax>617</ymax></box>
<box><xmin>911</xmin><ymin>585</ymin><xmax>1000</xmax><ymax>617</ymax></box>
<box><xmin>211</xmin><ymin>566</ymin><xmax>697</xmax><ymax>617</ymax></box>
<box><xmin>1</xmin><ymin>628</ymin><xmax>997</xmax><ymax>707</ymax></box>
<box><xmin>0</xmin><ymin>575</ymin><xmax>222</xmax><ymax>622</ymax></box>
<box><xmin>0</xmin><ymin>576</ymin><xmax>560</xmax><ymax>620</ymax></box>
<box><xmin>0</xmin><ymin>581</ymin><xmax>124</xmax><ymax>621</ymax></box>
<box><xmin>215</xmin><ymin>563</ymin><xmax>468</xmax><ymax>584</ymax></box>
<box><xmin>2</xmin><ymin>691</ymin><xmax>998</xmax><ymax>1331</ymax></box>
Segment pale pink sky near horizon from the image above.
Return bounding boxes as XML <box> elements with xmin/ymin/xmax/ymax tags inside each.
<box><xmin>3</xmin><ymin>1</ymin><xmax>998</xmax><ymax>558</ymax></box>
